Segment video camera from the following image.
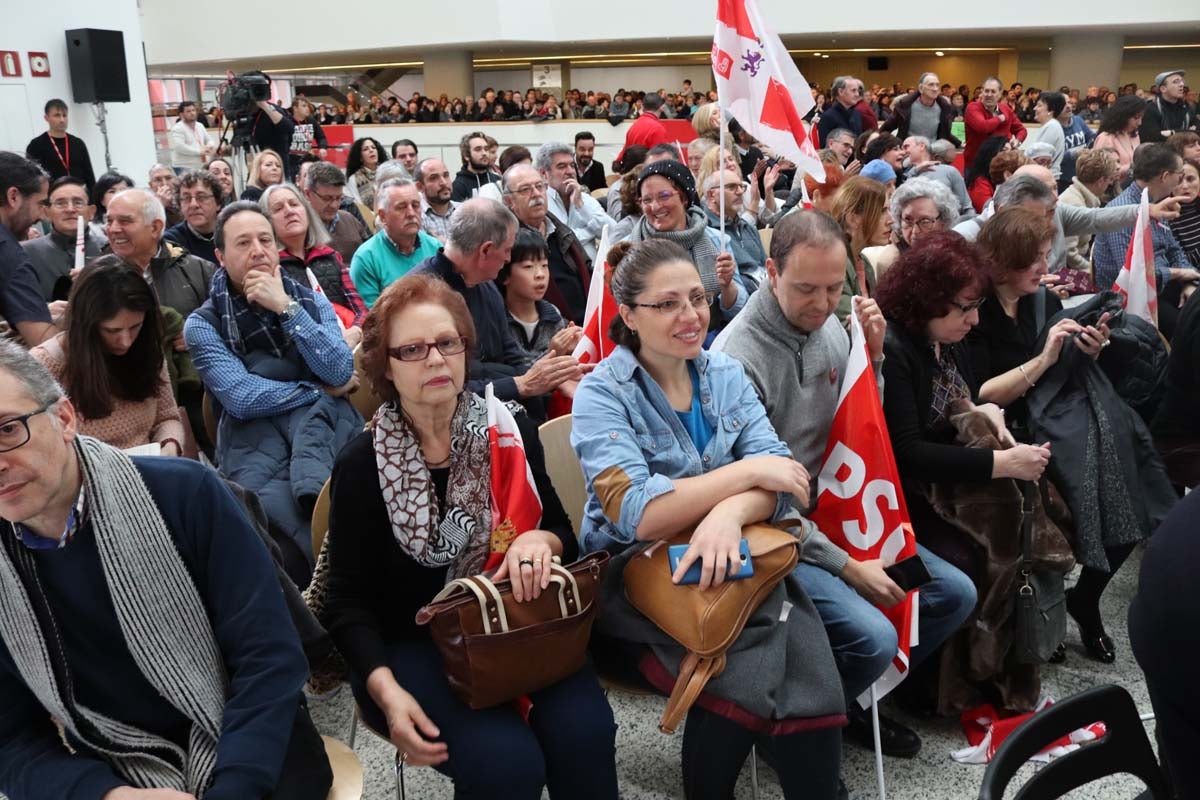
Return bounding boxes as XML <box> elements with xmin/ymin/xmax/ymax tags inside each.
<box><xmin>220</xmin><ymin>71</ymin><xmax>272</xmax><ymax>119</ymax></box>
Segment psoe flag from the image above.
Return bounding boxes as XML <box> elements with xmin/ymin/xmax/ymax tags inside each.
<box><xmin>483</xmin><ymin>383</ymin><xmax>543</xmax><ymax>570</ymax></box>
<box><xmin>808</xmin><ymin>308</ymin><xmax>919</xmax><ymax>706</ymax></box>
<box><xmin>712</xmin><ymin>0</ymin><xmax>824</xmax><ymax>180</ymax></box>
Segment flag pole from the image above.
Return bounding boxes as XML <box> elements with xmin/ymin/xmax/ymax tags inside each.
<box><xmin>871</xmin><ymin>683</ymin><xmax>887</xmax><ymax>800</ymax></box>
<box><xmin>717</xmin><ymin>83</ymin><xmax>727</xmax><ymax>250</ymax></box>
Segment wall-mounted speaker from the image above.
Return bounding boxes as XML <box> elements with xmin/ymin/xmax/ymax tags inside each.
<box><xmin>867</xmin><ymin>56</ymin><xmax>890</xmax><ymax>71</ymax></box>
<box><xmin>64</xmin><ymin>28</ymin><xmax>130</xmax><ymax>103</ymax></box>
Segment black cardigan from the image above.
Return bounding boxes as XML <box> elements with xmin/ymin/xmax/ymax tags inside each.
<box><xmin>882</xmin><ymin>321</ymin><xmax>994</xmax><ymax>484</ymax></box>
<box><xmin>1153</xmin><ymin>289</ymin><xmax>1200</xmax><ymax>439</ymax></box>
<box><xmin>322</xmin><ymin>414</ymin><xmax>577</xmax><ymax>680</ymax></box>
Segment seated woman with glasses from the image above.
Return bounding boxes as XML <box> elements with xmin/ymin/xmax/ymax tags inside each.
<box><xmin>571</xmin><ymin>239</ymin><xmax>845</xmax><ymax>799</ymax></box>
<box><xmin>30</xmin><ymin>262</ymin><xmax>185</xmax><ymax>455</ymax></box>
<box><xmin>621</xmin><ymin>160</ymin><xmax>747</xmax><ymax>341</ymax></box>
<box><xmin>262</xmin><ymin>184</ymin><xmax>367</xmax><ymax>348</ymax></box>
<box><xmin>860</xmin><ymin>177</ymin><xmax>961</xmax><ymax>281</ymax></box>
<box><xmin>875</xmin><ymin>232</ymin><xmax>1069</xmax><ymax>713</ymax></box>
<box><xmin>321</xmin><ymin>273</ymin><xmax>619</xmax><ymax>799</ymax></box>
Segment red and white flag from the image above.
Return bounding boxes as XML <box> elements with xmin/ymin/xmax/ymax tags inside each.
<box><xmin>483</xmin><ymin>383</ymin><xmax>543</xmax><ymax>571</ymax></box>
<box><xmin>712</xmin><ymin>0</ymin><xmax>824</xmax><ymax>180</ymax></box>
<box><xmin>808</xmin><ymin>310</ymin><xmax>919</xmax><ymax>706</ymax></box>
<box><xmin>952</xmin><ymin>698</ymin><xmax>1106</xmax><ymax>765</ymax></box>
<box><xmin>1112</xmin><ymin>186</ymin><xmax>1158</xmax><ymax>327</ymax></box>
<box><xmin>571</xmin><ymin>224</ymin><xmax>620</xmax><ymax>365</ymax></box>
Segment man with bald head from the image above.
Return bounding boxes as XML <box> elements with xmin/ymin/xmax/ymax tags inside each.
<box><xmin>412</xmin><ymin>197</ymin><xmax>582</xmax><ymax>411</ymax></box>
<box><xmin>704</xmin><ymin>168</ymin><xmax>766</xmax><ymax>292</ymax></box>
<box><xmin>502</xmin><ymin>162</ymin><xmax>592</xmax><ymax>324</ymax></box>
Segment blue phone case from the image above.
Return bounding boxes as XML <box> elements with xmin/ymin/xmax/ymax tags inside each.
<box><xmin>668</xmin><ymin>539</ymin><xmax>755</xmax><ymax>585</ymax></box>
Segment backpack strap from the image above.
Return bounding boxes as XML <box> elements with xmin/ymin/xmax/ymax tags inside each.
<box><xmin>659</xmin><ymin>652</ymin><xmax>726</xmax><ymax>734</ymax></box>
<box><xmin>1034</xmin><ymin>286</ymin><xmax>1048</xmax><ymax>335</ymax></box>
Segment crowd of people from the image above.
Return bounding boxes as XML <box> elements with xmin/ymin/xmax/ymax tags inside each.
<box><xmin>0</xmin><ymin>63</ymin><xmax>1196</xmax><ymax>800</ymax></box>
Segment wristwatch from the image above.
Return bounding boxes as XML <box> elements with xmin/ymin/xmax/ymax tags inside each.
<box><xmin>280</xmin><ymin>300</ymin><xmax>301</xmax><ymax>321</ymax></box>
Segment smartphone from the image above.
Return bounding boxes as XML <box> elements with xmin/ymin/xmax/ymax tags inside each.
<box><xmin>668</xmin><ymin>539</ymin><xmax>755</xmax><ymax>586</ymax></box>
<box><xmin>883</xmin><ymin>555</ymin><xmax>933</xmax><ymax>593</ymax></box>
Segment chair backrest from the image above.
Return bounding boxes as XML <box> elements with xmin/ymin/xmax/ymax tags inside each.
<box><xmin>978</xmin><ymin>684</ymin><xmax>1169</xmax><ymax>800</ymax></box>
<box><xmin>591</xmin><ymin>186</ymin><xmax>609</xmax><ymax>201</ymax></box>
<box><xmin>349</xmin><ymin>343</ymin><xmax>384</xmax><ymax>422</ymax></box>
<box><xmin>320</xmin><ymin>735</ymin><xmax>364</xmax><ymax>800</ymax></box>
<box><xmin>310</xmin><ymin>477</ymin><xmax>332</xmax><ymax>561</ymax></box>
<box><xmin>537</xmin><ymin>414</ymin><xmax>587</xmax><ymax>540</ymax></box>
<box><xmin>759</xmin><ymin>227</ymin><xmax>773</xmax><ymax>255</ymax></box>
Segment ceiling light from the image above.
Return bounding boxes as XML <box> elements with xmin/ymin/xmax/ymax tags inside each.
<box><xmin>822</xmin><ymin>54</ymin><xmax>830</xmax><ymax>59</ymax></box>
<box><xmin>935</xmin><ymin>51</ymin><xmax>945</xmax><ymax>57</ymax></box>
<box><xmin>813</xmin><ymin>52</ymin><xmax>821</xmax><ymax>56</ymax></box>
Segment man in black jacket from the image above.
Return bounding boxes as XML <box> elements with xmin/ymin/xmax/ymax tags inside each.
<box><xmin>25</xmin><ymin>99</ymin><xmax>95</xmax><ymax>192</ymax></box>
<box><xmin>881</xmin><ymin>73</ymin><xmax>963</xmax><ymax>148</ymax></box>
<box><xmin>451</xmin><ymin>132</ymin><xmax>502</xmax><ymax>201</ymax></box>
<box><xmin>1140</xmin><ymin>70</ymin><xmax>1196</xmax><ymax>143</ymax></box>
<box><xmin>817</xmin><ymin>76</ymin><xmax>864</xmax><ymax>147</ymax></box>
<box><xmin>411</xmin><ymin>199</ymin><xmax>580</xmax><ymax>413</ymax></box>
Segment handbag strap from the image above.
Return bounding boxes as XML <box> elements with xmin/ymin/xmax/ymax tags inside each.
<box><xmin>1018</xmin><ymin>480</ymin><xmax>1037</xmax><ymax>592</ymax></box>
<box><xmin>428</xmin><ymin>575</ymin><xmax>510</xmax><ymax>634</ymax></box>
<box><xmin>659</xmin><ymin>652</ymin><xmax>726</xmax><ymax>735</ymax></box>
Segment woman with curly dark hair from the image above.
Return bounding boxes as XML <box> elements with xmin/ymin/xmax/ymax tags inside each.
<box><xmin>1093</xmin><ymin>94</ymin><xmax>1146</xmax><ymax>183</ymax></box>
<box><xmin>345</xmin><ymin>136</ymin><xmax>387</xmax><ymax>209</ymax></box>
<box><xmin>875</xmin><ymin>232</ymin><xmax>1067</xmax><ymax>712</ymax></box>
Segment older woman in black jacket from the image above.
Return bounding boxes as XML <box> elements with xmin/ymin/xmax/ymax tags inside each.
<box><xmin>876</xmin><ymin>233</ymin><xmax>1052</xmax><ymax>575</ymax></box>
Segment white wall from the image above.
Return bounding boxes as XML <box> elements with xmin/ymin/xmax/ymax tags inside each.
<box><xmin>0</xmin><ymin>0</ymin><xmax>156</xmax><ymax>182</ymax></box>
<box><xmin>474</xmin><ymin>70</ymin><xmax>533</xmax><ymax>98</ymax></box>
<box><xmin>141</xmin><ymin>0</ymin><xmax>1199</xmax><ymax>68</ymax></box>
<box><xmin>569</xmin><ymin>67</ymin><xmax>702</xmax><ymax>96</ymax></box>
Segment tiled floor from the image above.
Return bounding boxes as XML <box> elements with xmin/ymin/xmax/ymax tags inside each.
<box><xmin>308</xmin><ymin>548</ymin><xmax>1157</xmax><ymax>800</ymax></box>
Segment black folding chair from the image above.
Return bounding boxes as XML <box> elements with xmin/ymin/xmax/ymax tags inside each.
<box><xmin>978</xmin><ymin>684</ymin><xmax>1169</xmax><ymax>800</ymax></box>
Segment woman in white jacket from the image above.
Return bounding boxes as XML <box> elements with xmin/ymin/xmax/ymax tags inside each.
<box><xmin>1029</xmin><ymin>91</ymin><xmax>1068</xmax><ymax>179</ymax></box>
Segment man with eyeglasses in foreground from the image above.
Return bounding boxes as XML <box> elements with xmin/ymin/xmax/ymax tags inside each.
<box><xmin>712</xmin><ymin>211</ymin><xmax>977</xmax><ymax>774</ymax></box>
<box><xmin>21</xmin><ymin>176</ymin><xmax>107</xmax><ymax>303</ymax></box>
<box><xmin>413</xmin><ymin>197</ymin><xmax>583</xmax><ymax>418</ymax></box>
<box><xmin>164</xmin><ymin>169</ymin><xmax>223</xmax><ymax>264</ymax></box>
<box><xmin>0</xmin><ymin>338</ymin><xmax>333</xmax><ymax>800</ymax></box>
<box><xmin>703</xmin><ymin>168</ymin><xmax>767</xmax><ymax>293</ymax></box>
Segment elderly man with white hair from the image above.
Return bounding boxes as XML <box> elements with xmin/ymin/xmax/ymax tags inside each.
<box><xmin>538</xmin><ymin>141</ymin><xmax>615</xmax><ymax>261</ymax></box>
<box><xmin>147</xmin><ymin>162</ymin><xmax>183</xmax><ymax>227</ymax></box>
<box><xmin>902</xmin><ymin>135</ymin><xmax>973</xmax><ymax>216</ymax></box>
<box><xmin>703</xmin><ymin>167</ymin><xmax>766</xmax><ymax>292</ymax></box>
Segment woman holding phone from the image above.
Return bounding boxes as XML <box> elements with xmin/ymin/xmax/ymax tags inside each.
<box><xmin>571</xmin><ymin>240</ymin><xmax>845</xmax><ymax>800</ymax></box>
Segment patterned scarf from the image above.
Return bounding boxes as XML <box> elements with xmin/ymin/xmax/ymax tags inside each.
<box><xmin>929</xmin><ymin>345</ymin><xmax>971</xmax><ymax>428</ymax></box>
<box><xmin>207</xmin><ymin>267</ymin><xmax>321</xmax><ymax>358</ymax></box>
<box><xmin>630</xmin><ymin>206</ymin><xmax>721</xmax><ymax>294</ymax></box>
<box><xmin>354</xmin><ymin>168</ymin><xmax>377</xmax><ymax>210</ymax></box>
<box><xmin>0</xmin><ymin>437</ymin><xmax>225</xmax><ymax>794</ymax></box>
<box><xmin>372</xmin><ymin>393</ymin><xmax>494</xmax><ymax>580</ymax></box>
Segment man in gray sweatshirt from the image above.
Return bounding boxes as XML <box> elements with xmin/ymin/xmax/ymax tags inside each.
<box><xmin>712</xmin><ymin>210</ymin><xmax>976</xmax><ymax>760</ymax></box>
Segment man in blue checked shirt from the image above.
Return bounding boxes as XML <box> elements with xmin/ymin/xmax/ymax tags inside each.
<box><xmin>184</xmin><ymin>201</ymin><xmax>362</xmax><ymax>584</ymax></box>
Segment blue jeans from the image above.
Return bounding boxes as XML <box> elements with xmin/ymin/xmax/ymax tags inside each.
<box><xmin>793</xmin><ymin>544</ymin><xmax>977</xmax><ymax>700</ymax></box>
<box><xmin>352</xmin><ymin>639</ymin><xmax>619</xmax><ymax>799</ymax></box>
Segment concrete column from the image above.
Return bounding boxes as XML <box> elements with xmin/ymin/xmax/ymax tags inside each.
<box><xmin>424</xmin><ymin>50</ymin><xmax>474</xmax><ymax>103</ymax></box>
<box><xmin>997</xmin><ymin>52</ymin><xmax>1020</xmax><ymax>87</ymax></box>
<box><xmin>1050</xmin><ymin>33</ymin><xmax>1124</xmax><ymax>92</ymax></box>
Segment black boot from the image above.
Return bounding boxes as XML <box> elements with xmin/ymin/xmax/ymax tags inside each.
<box><xmin>1066</xmin><ymin>587</ymin><xmax>1116</xmax><ymax>663</ymax></box>
<box><xmin>843</xmin><ymin>703</ymin><xmax>921</xmax><ymax>758</ymax></box>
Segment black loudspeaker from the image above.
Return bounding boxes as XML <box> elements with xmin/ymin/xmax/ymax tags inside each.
<box><xmin>867</xmin><ymin>56</ymin><xmax>889</xmax><ymax>71</ymax></box>
<box><xmin>64</xmin><ymin>29</ymin><xmax>130</xmax><ymax>103</ymax></box>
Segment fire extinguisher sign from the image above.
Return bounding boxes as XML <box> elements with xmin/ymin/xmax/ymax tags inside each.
<box><xmin>0</xmin><ymin>51</ymin><xmax>22</xmax><ymax>78</ymax></box>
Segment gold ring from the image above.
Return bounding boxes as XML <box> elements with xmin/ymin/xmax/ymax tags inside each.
<box><xmin>401</xmin><ymin>752</ymin><xmax>409</xmax><ymax>763</ymax></box>
<box><xmin>534</xmin><ymin>558</ymin><xmax>543</xmax><ymax>564</ymax></box>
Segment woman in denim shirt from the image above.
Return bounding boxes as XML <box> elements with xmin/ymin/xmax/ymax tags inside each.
<box><xmin>571</xmin><ymin>240</ymin><xmax>846</xmax><ymax>800</ymax></box>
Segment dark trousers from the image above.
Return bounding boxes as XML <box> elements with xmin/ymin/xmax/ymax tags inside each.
<box><xmin>352</xmin><ymin>639</ymin><xmax>619</xmax><ymax>800</ymax></box>
<box><xmin>271</xmin><ymin>701</ymin><xmax>333</xmax><ymax>800</ymax></box>
<box><xmin>682</xmin><ymin>706</ymin><xmax>842</xmax><ymax>800</ymax></box>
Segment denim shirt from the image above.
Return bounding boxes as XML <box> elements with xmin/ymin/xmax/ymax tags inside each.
<box><xmin>570</xmin><ymin>345</ymin><xmax>797</xmax><ymax>554</ymax></box>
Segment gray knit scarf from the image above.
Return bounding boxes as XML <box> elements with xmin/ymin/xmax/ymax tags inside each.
<box><xmin>0</xmin><ymin>436</ymin><xmax>225</xmax><ymax>794</ymax></box>
<box><xmin>630</xmin><ymin>206</ymin><xmax>721</xmax><ymax>294</ymax></box>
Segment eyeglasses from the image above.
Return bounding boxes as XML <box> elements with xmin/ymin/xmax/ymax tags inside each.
<box><xmin>639</xmin><ymin>190</ymin><xmax>680</xmax><ymax>207</ymax></box>
<box><xmin>900</xmin><ymin>216</ymin><xmax>940</xmax><ymax>231</ymax></box>
<box><xmin>0</xmin><ymin>400</ymin><xmax>57</xmax><ymax>454</ymax></box>
<box><xmin>179</xmin><ymin>192</ymin><xmax>215</xmax><ymax>206</ymax></box>
<box><xmin>949</xmin><ymin>298</ymin><xmax>985</xmax><ymax>314</ymax></box>
<box><xmin>309</xmin><ymin>190</ymin><xmax>343</xmax><ymax>206</ymax></box>
<box><xmin>47</xmin><ymin>198</ymin><xmax>88</xmax><ymax>209</ymax></box>
<box><xmin>507</xmin><ymin>181</ymin><xmax>546</xmax><ymax>197</ymax></box>
<box><xmin>719</xmin><ymin>183</ymin><xmax>745</xmax><ymax>194</ymax></box>
<box><xmin>628</xmin><ymin>291</ymin><xmax>714</xmax><ymax>315</ymax></box>
<box><xmin>387</xmin><ymin>336</ymin><xmax>469</xmax><ymax>362</ymax></box>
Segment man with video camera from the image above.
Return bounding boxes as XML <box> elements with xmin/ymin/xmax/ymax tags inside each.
<box><xmin>224</xmin><ymin>71</ymin><xmax>295</xmax><ymax>165</ymax></box>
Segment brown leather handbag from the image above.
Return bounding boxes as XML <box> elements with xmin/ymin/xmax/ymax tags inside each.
<box><xmin>623</xmin><ymin>522</ymin><xmax>801</xmax><ymax>733</ymax></box>
<box><xmin>415</xmin><ymin>552</ymin><xmax>609</xmax><ymax>709</ymax></box>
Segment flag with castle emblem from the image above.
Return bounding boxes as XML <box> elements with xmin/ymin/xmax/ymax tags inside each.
<box><xmin>483</xmin><ymin>383</ymin><xmax>543</xmax><ymax>571</ymax></box>
<box><xmin>712</xmin><ymin>0</ymin><xmax>824</xmax><ymax>180</ymax></box>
